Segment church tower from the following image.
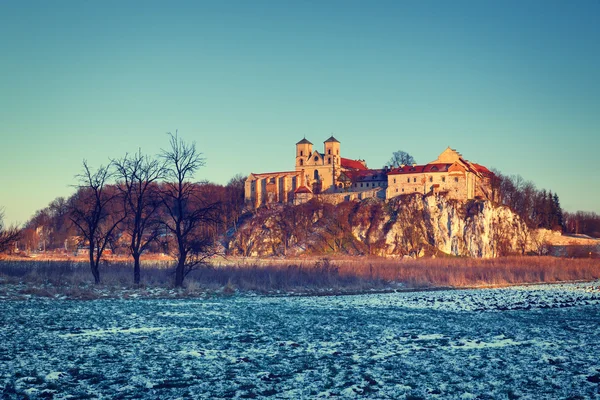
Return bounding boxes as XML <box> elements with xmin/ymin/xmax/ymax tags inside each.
<box><xmin>324</xmin><ymin>135</ymin><xmax>341</xmax><ymax>166</ymax></box>
<box><xmin>296</xmin><ymin>138</ymin><xmax>313</xmax><ymax>167</ymax></box>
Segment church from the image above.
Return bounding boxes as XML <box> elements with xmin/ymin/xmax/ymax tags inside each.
<box><xmin>244</xmin><ymin>136</ymin><xmax>495</xmax><ymax>209</ymax></box>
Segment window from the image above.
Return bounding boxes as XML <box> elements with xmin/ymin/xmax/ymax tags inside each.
<box><xmin>299</xmin><ymin>159</ymin><xmax>303</xmax><ymax>166</ymax></box>
<box><xmin>442</xmin><ymin>176</ymin><xmax>446</xmax><ymax>183</ymax></box>
<box><xmin>328</xmin><ymin>157</ymin><xmax>331</xmax><ymax>164</ymax></box>
<box><xmin>328</xmin><ymin>149</ymin><xmax>331</xmax><ymax>155</ymax></box>
<box><xmin>396</xmin><ymin>189</ymin><xmax>398</xmax><ymax>193</ymax></box>
<box><xmin>314</xmin><ymin>156</ymin><xmax>319</xmax><ymax>162</ymax></box>
<box><xmin>337</xmin><ymin>150</ymin><xmax>339</xmax><ymax>155</ymax></box>
<box><xmin>454</xmin><ymin>177</ymin><xmax>459</xmax><ymax>183</ymax></box>
<box><xmin>413</xmin><ymin>178</ymin><xmax>417</xmax><ymax>183</ymax></box>
<box><xmin>393</xmin><ymin>178</ymin><xmax>396</xmax><ymax>183</ymax></box>
<box><xmin>269</xmin><ymin>178</ymin><xmax>275</xmax><ymax>184</ymax></box>
<box><xmin>429</xmin><ymin>177</ymin><xmax>433</xmax><ymax>182</ymax></box>
<box><xmin>402</xmin><ymin>188</ymin><xmax>404</xmax><ymax>192</ymax></box>
<box><xmin>414</xmin><ymin>188</ymin><xmax>417</xmax><ymax>191</ymax></box>
<box><xmin>300</xmin><ymin>150</ymin><xmax>303</xmax><ymax>156</ymax></box>
<box><xmin>407</xmin><ymin>178</ymin><xmax>410</xmax><ymax>183</ymax></box>
<box><xmin>314</xmin><ymin>170</ymin><xmax>319</xmax><ymax>180</ymax></box>
<box><xmin>360</xmin><ymin>183</ymin><xmax>363</xmax><ymax>187</ymax></box>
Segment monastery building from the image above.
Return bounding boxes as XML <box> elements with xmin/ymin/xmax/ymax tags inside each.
<box><xmin>244</xmin><ymin>136</ymin><xmax>494</xmax><ymax>209</ymax></box>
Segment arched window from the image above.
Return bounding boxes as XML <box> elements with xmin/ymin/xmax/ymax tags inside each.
<box><xmin>328</xmin><ymin>157</ymin><xmax>331</xmax><ymax>164</ymax></box>
<box><xmin>314</xmin><ymin>170</ymin><xmax>319</xmax><ymax>180</ymax></box>
<box><xmin>328</xmin><ymin>149</ymin><xmax>331</xmax><ymax>155</ymax></box>
<box><xmin>299</xmin><ymin>159</ymin><xmax>304</xmax><ymax>166</ymax></box>
<box><xmin>300</xmin><ymin>150</ymin><xmax>304</xmax><ymax>156</ymax></box>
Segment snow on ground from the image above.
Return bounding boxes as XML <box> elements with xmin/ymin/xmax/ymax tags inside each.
<box><xmin>1</xmin><ymin>282</ymin><xmax>600</xmax><ymax>399</ymax></box>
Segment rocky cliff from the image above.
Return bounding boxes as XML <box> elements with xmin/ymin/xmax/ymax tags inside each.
<box><xmin>228</xmin><ymin>194</ymin><xmax>535</xmax><ymax>258</ymax></box>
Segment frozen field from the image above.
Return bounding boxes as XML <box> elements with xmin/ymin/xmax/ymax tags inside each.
<box><xmin>2</xmin><ymin>282</ymin><xmax>600</xmax><ymax>399</ymax></box>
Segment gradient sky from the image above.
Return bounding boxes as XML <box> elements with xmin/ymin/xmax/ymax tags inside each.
<box><xmin>1</xmin><ymin>0</ymin><xmax>599</xmax><ymax>226</ymax></box>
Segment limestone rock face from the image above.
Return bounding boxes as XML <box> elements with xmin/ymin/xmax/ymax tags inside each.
<box><xmin>228</xmin><ymin>194</ymin><xmax>532</xmax><ymax>258</ymax></box>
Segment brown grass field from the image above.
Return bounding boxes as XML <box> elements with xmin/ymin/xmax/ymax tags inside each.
<box><xmin>1</xmin><ymin>254</ymin><xmax>599</xmax><ymax>299</ymax></box>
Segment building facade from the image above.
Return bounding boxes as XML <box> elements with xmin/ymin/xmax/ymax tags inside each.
<box><xmin>244</xmin><ymin>137</ymin><xmax>494</xmax><ymax>209</ymax></box>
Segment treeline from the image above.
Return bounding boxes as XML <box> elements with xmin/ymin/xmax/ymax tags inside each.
<box><xmin>12</xmin><ymin>133</ymin><xmax>246</xmax><ymax>286</ymax></box>
<box><xmin>564</xmin><ymin>211</ymin><xmax>600</xmax><ymax>238</ymax></box>
<box><xmin>491</xmin><ymin>171</ymin><xmax>564</xmax><ymax>231</ymax></box>
<box><xmin>20</xmin><ymin>178</ymin><xmax>244</xmax><ymax>255</ymax></box>
<box><xmin>0</xmin><ymin>209</ymin><xmax>20</xmax><ymax>254</ymax></box>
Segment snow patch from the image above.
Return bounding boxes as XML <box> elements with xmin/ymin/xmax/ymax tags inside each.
<box><xmin>61</xmin><ymin>327</ymin><xmax>166</xmax><ymax>338</ymax></box>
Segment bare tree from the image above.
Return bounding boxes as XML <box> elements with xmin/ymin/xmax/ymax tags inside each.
<box><xmin>224</xmin><ymin>174</ymin><xmax>246</xmax><ymax>232</ymax></box>
<box><xmin>113</xmin><ymin>150</ymin><xmax>165</xmax><ymax>284</ymax></box>
<box><xmin>69</xmin><ymin>161</ymin><xmax>126</xmax><ymax>284</ymax></box>
<box><xmin>385</xmin><ymin>150</ymin><xmax>416</xmax><ymax>168</ymax></box>
<box><xmin>26</xmin><ymin>208</ymin><xmax>52</xmax><ymax>252</ymax></box>
<box><xmin>275</xmin><ymin>204</ymin><xmax>303</xmax><ymax>256</ymax></box>
<box><xmin>0</xmin><ymin>208</ymin><xmax>20</xmax><ymax>253</ymax></box>
<box><xmin>564</xmin><ymin>211</ymin><xmax>600</xmax><ymax>238</ymax></box>
<box><xmin>160</xmin><ymin>132</ymin><xmax>220</xmax><ymax>287</ymax></box>
<box><xmin>316</xmin><ymin>202</ymin><xmax>354</xmax><ymax>253</ymax></box>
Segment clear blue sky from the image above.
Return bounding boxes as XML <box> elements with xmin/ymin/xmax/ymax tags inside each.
<box><xmin>1</xmin><ymin>0</ymin><xmax>599</xmax><ymax>226</ymax></box>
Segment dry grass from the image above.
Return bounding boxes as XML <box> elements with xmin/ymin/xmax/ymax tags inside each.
<box><xmin>332</xmin><ymin>256</ymin><xmax>600</xmax><ymax>288</ymax></box>
<box><xmin>0</xmin><ymin>259</ymin><xmax>386</xmax><ymax>297</ymax></box>
<box><xmin>1</xmin><ymin>256</ymin><xmax>599</xmax><ymax>299</ymax></box>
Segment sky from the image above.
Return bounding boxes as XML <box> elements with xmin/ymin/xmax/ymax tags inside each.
<box><xmin>1</xmin><ymin>0</ymin><xmax>599</xmax><ymax>227</ymax></box>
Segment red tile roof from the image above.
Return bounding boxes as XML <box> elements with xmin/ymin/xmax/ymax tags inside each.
<box><xmin>471</xmin><ymin>163</ymin><xmax>493</xmax><ymax>175</ymax></box>
<box><xmin>343</xmin><ymin>169</ymin><xmax>386</xmax><ymax>181</ymax></box>
<box><xmin>341</xmin><ymin>158</ymin><xmax>368</xmax><ymax>171</ymax></box>
<box><xmin>294</xmin><ymin>185</ymin><xmax>312</xmax><ymax>194</ymax></box>
<box><xmin>252</xmin><ymin>171</ymin><xmax>298</xmax><ymax>178</ymax></box>
<box><xmin>387</xmin><ymin>161</ymin><xmax>493</xmax><ymax>177</ymax></box>
<box><xmin>387</xmin><ymin>163</ymin><xmax>451</xmax><ymax>175</ymax></box>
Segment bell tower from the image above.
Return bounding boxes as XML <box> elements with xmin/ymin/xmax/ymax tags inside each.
<box><xmin>324</xmin><ymin>135</ymin><xmax>340</xmax><ymax>166</ymax></box>
<box><xmin>296</xmin><ymin>137</ymin><xmax>313</xmax><ymax>168</ymax></box>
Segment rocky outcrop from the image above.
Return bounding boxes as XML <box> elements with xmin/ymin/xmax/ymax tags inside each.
<box><xmin>227</xmin><ymin>194</ymin><xmax>534</xmax><ymax>258</ymax></box>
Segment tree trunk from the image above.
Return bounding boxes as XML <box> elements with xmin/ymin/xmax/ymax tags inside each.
<box><xmin>89</xmin><ymin>244</ymin><xmax>101</xmax><ymax>284</ymax></box>
<box><xmin>91</xmin><ymin>263</ymin><xmax>101</xmax><ymax>284</ymax></box>
<box><xmin>175</xmin><ymin>256</ymin><xmax>185</xmax><ymax>287</ymax></box>
<box><xmin>133</xmin><ymin>252</ymin><xmax>141</xmax><ymax>285</ymax></box>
